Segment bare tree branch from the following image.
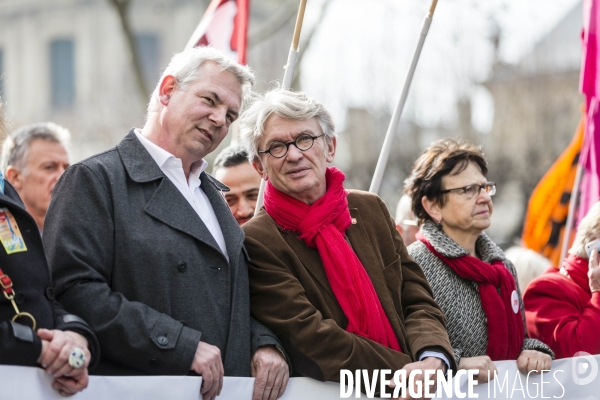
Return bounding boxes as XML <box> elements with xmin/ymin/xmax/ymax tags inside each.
<box><xmin>292</xmin><ymin>0</ymin><xmax>333</xmax><ymax>89</ymax></box>
<box><xmin>248</xmin><ymin>0</ymin><xmax>299</xmax><ymax>48</ymax></box>
<box><xmin>108</xmin><ymin>0</ymin><xmax>150</xmax><ymax>104</ymax></box>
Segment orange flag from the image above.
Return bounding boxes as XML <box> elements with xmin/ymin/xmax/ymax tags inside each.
<box><xmin>522</xmin><ymin>117</ymin><xmax>585</xmax><ymax>266</ymax></box>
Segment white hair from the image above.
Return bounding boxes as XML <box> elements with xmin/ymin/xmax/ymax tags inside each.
<box><xmin>238</xmin><ymin>89</ymin><xmax>336</xmax><ymax>161</ymax></box>
<box><xmin>569</xmin><ymin>201</ymin><xmax>600</xmax><ymax>259</ymax></box>
<box><xmin>146</xmin><ymin>47</ymin><xmax>255</xmax><ymax>117</ymax></box>
<box><xmin>1</xmin><ymin>122</ymin><xmax>70</xmax><ymax>173</ymax></box>
<box><xmin>505</xmin><ymin>246</ymin><xmax>551</xmax><ymax>290</ymax></box>
<box><xmin>395</xmin><ymin>194</ymin><xmax>416</xmax><ymax>227</ymax></box>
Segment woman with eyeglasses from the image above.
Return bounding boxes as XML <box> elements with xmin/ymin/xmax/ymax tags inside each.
<box><xmin>405</xmin><ymin>139</ymin><xmax>554</xmax><ymax>382</ymax></box>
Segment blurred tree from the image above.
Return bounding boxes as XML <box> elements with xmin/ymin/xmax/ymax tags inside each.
<box><xmin>248</xmin><ymin>0</ymin><xmax>299</xmax><ymax>48</ymax></box>
<box><xmin>291</xmin><ymin>0</ymin><xmax>333</xmax><ymax>89</ymax></box>
<box><xmin>108</xmin><ymin>0</ymin><xmax>151</xmax><ymax>104</ymax></box>
<box><xmin>109</xmin><ymin>0</ymin><xmax>313</xmax><ymax>100</ymax></box>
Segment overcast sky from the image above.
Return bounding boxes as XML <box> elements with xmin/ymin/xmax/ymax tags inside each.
<box><xmin>298</xmin><ymin>0</ymin><xmax>582</xmax><ymax>132</ymax></box>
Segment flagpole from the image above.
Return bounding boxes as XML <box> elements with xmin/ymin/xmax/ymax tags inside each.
<box><xmin>559</xmin><ymin>162</ymin><xmax>584</xmax><ymax>264</ymax></box>
<box><xmin>255</xmin><ymin>0</ymin><xmax>308</xmax><ymax>210</ymax></box>
<box><xmin>282</xmin><ymin>0</ymin><xmax>307</xmax><ymax>89</ymax></box>
<box><xmin>369</xmin><ymin>0</ymin><xmax>438</xmax><ymax>194</ymax></box>
<box><xmin>184</xmin><ymin>0</ymin><xmax>223</xmax><ymax>50</ymax></box>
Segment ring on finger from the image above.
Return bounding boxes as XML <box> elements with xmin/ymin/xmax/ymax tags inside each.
<box><xmin>68</xmin><ymin>347</ymin><xmax>86</xmax><ymax>369</ymax></box>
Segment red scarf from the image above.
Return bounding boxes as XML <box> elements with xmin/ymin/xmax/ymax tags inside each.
<box><xmin>416</xmin><ymin>232</ymin><xmax>524</xmax><ymax>360</ymax></box>
<box><xmin>264</xmin><ymin>167</ymin><xmax>401</xmax><ymax>352</ymax></box>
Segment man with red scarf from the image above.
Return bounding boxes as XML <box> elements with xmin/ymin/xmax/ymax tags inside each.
<box><xmin>239</xmin><ymin>89</ymin><xmax>455</xmax><ymax>392</ymax></box>
<box><xmin>524</xmin><ymin>201</ymin><xmax>600</xmax><ymax>359</ymax></box>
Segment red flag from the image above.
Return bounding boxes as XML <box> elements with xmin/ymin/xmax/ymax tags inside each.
<box><xmin>185</xmin><ymin>0</ymin><xmax>250</xmax><ymax>65</ymax></box>
<box><xmin>578</xmin><ymin>0</ymin><xmax>600</xmax><ymax>223</ymax></box>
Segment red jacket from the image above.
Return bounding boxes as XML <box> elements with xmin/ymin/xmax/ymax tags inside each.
<box><xmin>523</xmin><ymin>255</ymin><xmax>600</xmax><ymax>359</ymax></box>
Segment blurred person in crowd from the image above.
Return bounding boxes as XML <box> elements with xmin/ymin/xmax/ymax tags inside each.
<box><xmin>405</xmin><ymin>139</ymin><xmax>554</xmax><ymax>383</ymax></box>
<box><xmin>1</xmin><ymin>122</ymin><xmax>70</xmax><ymax>232</ymax></box>
<box><xmin>43</xmin><ymin>47</ymin><xmax>288</xmax><ymax>400</ymax></box>
<box><xmin>0</xmin><ymin>102</ymin><xmax>99</xmax><ymax>396</ymax></box>
<box><xmin>505</xmin><ymin>246</ymin><xmax>551</xmax><ymax>291</ymax></box>
<box><xmin>213</xmin><ymin>144</ymin><xmax>261</xmax><ymax>225</ymax></box>
<box><xmin>395</xmin><ymin>194</ymin><xmax>419</xmax><ymax>246</ymax></box>
<box><xmin>523</xmin><ymin>201</ymin><xmax>600</xmax><ymax>359</ymax></box>
<box><xmin>239</xmin><ymin>89</ymin><xmax>455</xmax><ymax>393</ymax></box>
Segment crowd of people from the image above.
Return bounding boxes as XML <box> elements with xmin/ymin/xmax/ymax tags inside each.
<box><xmin>0</xmin><ymin>46</ymin><xmax>599</xmax><ymax>399</ymax></box>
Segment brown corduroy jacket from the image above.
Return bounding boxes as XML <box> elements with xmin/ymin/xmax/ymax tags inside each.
<box><xmin>243</xmin><ymin>190</ymin><xmax>456</xmax><ymax>382</ymax></box>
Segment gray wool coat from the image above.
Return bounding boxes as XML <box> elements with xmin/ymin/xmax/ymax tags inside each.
<box><xmin>407</xmin><ymin>221</ymin><xmax>554</xmax><ymax>365</ymax></box>
<box><xmin>43</xmin><ymin>130</ymin><xmax>282</xmax><ymax>376</ymax></box>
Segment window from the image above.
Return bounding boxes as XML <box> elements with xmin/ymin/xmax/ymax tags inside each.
<box><xmin>50</xmin><ymin>39</ymin><xmax>75</xmax><ymax>108</ymax></box>
<box><xmin>135</xmin><ymin>34</ymin><xmax>160</xmax><ymax>89</ymax></box>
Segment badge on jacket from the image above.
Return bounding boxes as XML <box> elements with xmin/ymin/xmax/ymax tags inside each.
<box><xmin>0</xmin><ymin>208</ymin><xmax>28</xmax><ymax>254</ymax></box>
<box><xmin>510</xmin><ymin>290</ymin><xmax>519</xmax><ymax>314</ymax></box>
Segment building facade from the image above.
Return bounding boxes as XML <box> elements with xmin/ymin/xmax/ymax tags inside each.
<box><xmin>0</xmin><ymin>0</ymin><xmax>292</xmax><ymax>162</ymax></box>
<box><xmin>483</xmin><ymin>1</ymin><xmax>583</xmax><ymax>244</ymax></box>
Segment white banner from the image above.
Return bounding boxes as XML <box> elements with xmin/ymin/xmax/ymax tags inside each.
<box><xmin>1</xmin><ymin>354</ymin><xmax>598</xmax><ymax>399</ymax></box>
<box><xmin>435</xmin><ymin>354</ymin><xmax>600</xmax><ymax>400</ymax></box>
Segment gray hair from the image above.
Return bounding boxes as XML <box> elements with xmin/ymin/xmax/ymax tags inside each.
<box><xmin>1</xmin><ymin>122</ymin><xmax>70</xmax><ymax>173</ymax></box>
<box><xmin>395</xmin><ymin>194</ymin><xmax>416</xmax><ymax>228</ymax></box>
<box><xmin>147</xmin><ymin>47</ymin><xmax>255</xmax><ymax>117</ymax></box>
<box><xmin>505</xmin><ymin>246</ymin><xmax>551</xmax><ymax>290</ymax></box>
<box><xmin>238</xmin><ymin>89</ymin><xmax>336</xmax><ymax>161</ymax></box>
<box><xmin>570</xmin><ymin>201</ymin><xmax>600</xmax><ymax>259</ymax></box>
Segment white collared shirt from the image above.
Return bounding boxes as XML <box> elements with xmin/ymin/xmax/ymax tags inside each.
<box><xmin>135</xmin><ymin>130</ymin><xmax>228</xmax><ymax>260</ymax></box>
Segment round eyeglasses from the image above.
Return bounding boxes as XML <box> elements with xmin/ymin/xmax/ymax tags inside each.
<box><xmin>258</xmin><ymin>133</ymin><xmax>325</xmax><ymax>159</ymax></box>
<box><xmin>440</xmin><ymin>182</ymin><xmax>496</xmax><ymax>199</ymax></box>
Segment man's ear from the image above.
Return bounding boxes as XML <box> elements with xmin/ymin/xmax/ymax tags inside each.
<box><xmin>252</xmin><ymin>159</ymin><xmax>268</xmax><ymax>181</ymax></box>
<box><xmin>325</xmin><ymin>136</ymin><xmax>337</xmax><ymax>163</ymax></box>
<box><xmin>421</xmin><ymin>196</ymin><xmax>442</xmax><ymax>223</ymax></box>
<box><xmin>5</xmin><ymin>166</ymin><xmax>23</xmax><ymax>190</ymax></box>
<box><xmin>158</xmin><ymin>75</ymin><xmax>177</xmax><ymax>106</ymax></box>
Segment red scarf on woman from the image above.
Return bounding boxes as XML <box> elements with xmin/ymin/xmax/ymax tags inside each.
<box><xmin>416</xmin><ymin>232</ymin><xmax>524</xmax><ymax>360</ymax></box>
<box><xmin>264</xmin><ymin>167</ymin><xmax>401</xmax><ymax>351</ymax></box>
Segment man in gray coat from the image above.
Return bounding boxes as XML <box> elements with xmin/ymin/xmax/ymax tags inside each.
<box><xmin>43</xmin><ymin>47</ymin><xmax>289</xmax><ymax>400</ymax></box>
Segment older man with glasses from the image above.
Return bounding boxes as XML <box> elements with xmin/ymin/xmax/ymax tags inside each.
<box><xmin>239</xmin><ymin>89</ymin><xmax>455</xmax><ymax>394</ymax></box>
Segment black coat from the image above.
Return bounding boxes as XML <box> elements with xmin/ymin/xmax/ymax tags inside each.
<box><xmin>0</xmin><ymin>180</ymin><xmax>99</xmax><ymax>368</ymax></box>
<box><xmin>43</xmin><ymin>131</ymin><xmax>283</xmax><ymax>376</ymax></box>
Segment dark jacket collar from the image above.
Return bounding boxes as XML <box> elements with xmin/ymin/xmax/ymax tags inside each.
<box><xmin>117</xmin><ymin>129</ymin><xmax>166</xmax><ymax>183</ymax></box>
<box><xmin>0</xmin><ymin>180</ymin><xmax>25</xmax><ymax>210</ymax></box>
<box><xmin>0</xmin><ymin>180</ymin><xmax>40</xmax><ymax>232</ymax></box>
<box><xmin>116</xmin><ymin>129</ymin><xmax>242</xmax><ymax>261</ymax></box>
<box><xmin>116</xmin><ymin>129</ymin><xmax>230</xmax><ymax>191</ymax></box>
